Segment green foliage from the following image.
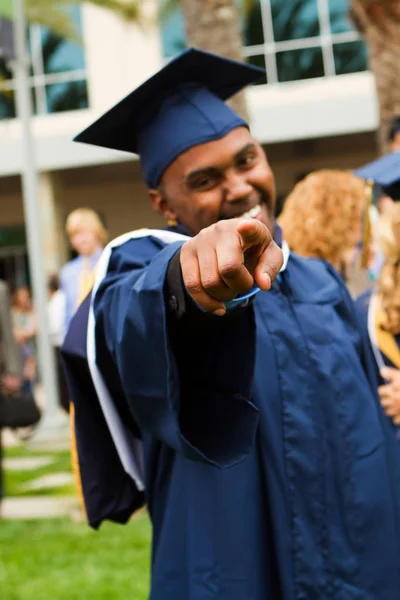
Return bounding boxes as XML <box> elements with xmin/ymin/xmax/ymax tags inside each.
<box><xmin>0</xmin><ymin>0</ymin><xmax>144</xmax><ymax>42</ymax></box>
<box><xmin>25</xmin><ymin>1</ymin><xmax>80</xmax><ymax>42</ymax></box>
<box><xmin>0</xmin><ymin>0</ymin><xmax>13</xmax><ymax>19</ymax></box>
<box><xmin>0</xmin><ymin>515</ymin><xmax>152</xmax><ymax>600</ymax></box>
<box><xmin>241</xmin><ymin>0</ymin><xmax>258</xmax><ymax>16</ymax></box>
<box><xmin>158</xmin><ymin>0</ymin><xmax>177</xmax><ymax>20</ymax></box>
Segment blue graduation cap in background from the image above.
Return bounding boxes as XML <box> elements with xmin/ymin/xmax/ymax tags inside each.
<box><xmin>355</xmin><ymin>152</ymin><xmax>400</xmax><ymax>201</ymax></box>
<box><xmin>74</xmin><ymin>48</ymin><xmax>265</xmax><ymax>188</ymax></box>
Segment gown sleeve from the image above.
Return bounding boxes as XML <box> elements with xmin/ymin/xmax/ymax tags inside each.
<box><xmin>94</xmin><ymin>234</ymin><xmax>259</xmax><ymax>469</ymax></box>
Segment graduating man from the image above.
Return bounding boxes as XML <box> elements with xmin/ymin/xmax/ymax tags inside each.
<box><xmin>63</xmin><ymin>49</ymin><xmax>400</xmax><ymax>599</ymax></box>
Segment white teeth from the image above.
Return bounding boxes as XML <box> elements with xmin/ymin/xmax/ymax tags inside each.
<box><xmin>241</xmin><ymin>205</ymin><xmax>261</xmax><ymax>219</ymax></box>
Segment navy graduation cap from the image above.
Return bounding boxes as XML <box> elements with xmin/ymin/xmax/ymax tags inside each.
<box><xmin>74</xmin><ymin>47</ymin><xmax>265</xmax><ymax>188</ymax></box>
<box><xmin>355</xmin><ymin>152</ymin><xmax>400</xmax><ymax>201</ymax></box>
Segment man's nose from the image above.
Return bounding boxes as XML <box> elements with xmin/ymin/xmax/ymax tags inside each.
<box><xmin>224</xmin><ymin>172</ymin><xmax>253</xmax><ymax>203</ymax></box>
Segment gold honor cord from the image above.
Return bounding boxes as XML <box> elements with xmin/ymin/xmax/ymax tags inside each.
<box><xmin>359</xmin><ymin>179</ymin><xmax>374</xmax><ymax>270</ymax></box>
<box><xmin>359</xmin><ymin>180</ymin><xmax>374</xmax><ymax>269</ymax></box>
<box><xmin>70</xmin><ymin>402</ymin><xmax>88</xmax><ymax>519</ymax></box>
<box><xmin>69</xmin><ymin>270</ymin><xmax>97</xmax><ymax>518</ymax></box>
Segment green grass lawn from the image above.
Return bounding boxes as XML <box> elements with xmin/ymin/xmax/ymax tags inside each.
<box><xmin>1</xmin><ymin>444</ymin><xmax>152</xmax><ymax>598</ymax></box>
<box><xmin>4</xmin><ymin>445</ymin><xmax>76</xmax><ymax>497</ymax></box>
<box><xmin>0</xmin><ymin>515</ymin><xmax>152</xmax><ymax>600</ymax></box>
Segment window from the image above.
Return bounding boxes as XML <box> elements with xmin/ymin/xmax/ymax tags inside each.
<box><xmin>0</xmin><ymin>5</ymin><xmax>88</xmax><ymax>120</ymax></box>
<box><xmin>159</xmin><ymin>0</ymin><xmax>367</xmax><ymax>84</ymax></box>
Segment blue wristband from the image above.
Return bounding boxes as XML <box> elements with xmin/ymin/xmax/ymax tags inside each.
<box><xmin>190</xmin><ymin>284</ymin><xmax>263</xmax><ymax>314</ymax></box>
<box><xmin>223</xmin><ymin>284</ymin><xmax>260</xmax><ymax>311</ymax></box>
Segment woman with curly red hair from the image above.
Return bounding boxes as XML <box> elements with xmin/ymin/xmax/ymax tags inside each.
<box><xmin>278</xmin><ymin>169</ymin><xmax>370</xmax><ymax>296</ymax></box>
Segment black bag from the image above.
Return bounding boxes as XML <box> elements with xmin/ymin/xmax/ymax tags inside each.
<box><xmin>0</xmin><ymin>390</ymin><xmax>41</xmax><ymax>429</ymax></box>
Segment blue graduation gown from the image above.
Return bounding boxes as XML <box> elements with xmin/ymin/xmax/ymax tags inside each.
<box><xmin>64</xmin><ymin>230</ymin><xmax>400</xmax><ymax>599</ymax></box>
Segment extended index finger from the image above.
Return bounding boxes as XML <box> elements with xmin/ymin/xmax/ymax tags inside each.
<box><xmin>236</xmin><ymin>218</ymin><xmax>272</xmax><ymax>252</ymax></box>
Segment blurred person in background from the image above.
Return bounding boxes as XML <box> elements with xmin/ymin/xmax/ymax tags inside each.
<box><xmin>0</xmin><ymin>280</ymin><xmax>22</xmax><ymax>516</ymax></box>
<box><xmin>388</xmin><ymin>116</ymin><xmax>400</xmax><ymax>152</ymax></box>
<box><xmin>278</xmin><ymin>170</ymin><xmax>371</xmax><ymax>297</ymax></box>
<box><xmin>61</xmin><ymin>208</ymin><xmax>107</xmax><ymax>337</ymax></box>
<box><xmin>355</xmin><ymin>151</ymin><xmax>400</xmax><ymax>282</ymax></box>
<box><xmin>356</xmin><ymin>204</ymin><xmax>400</xmax><ymax>429</ymax></box>
<box><xmin>368</xmin><ymin>189</ymin><xmax>394</xmax><ymax>282</ymax></box>
<box><xmin>11</xmin><ymin>286</ymin><xmax>36</xmax><ymax>395</ymax></box>
<box><xmin>377</xmin><ymin>190</ymin><xmax>395</xmax><ymax>215</ymax></box>
<box><xmin>356</xmin><ymin>148</ymin><xmax>400</xmax><ymax>206</ymax></box>
<box><xmin>47</xmin><ymin>274</ymin><xmax>69</xmax><ymax>413</ymax></box>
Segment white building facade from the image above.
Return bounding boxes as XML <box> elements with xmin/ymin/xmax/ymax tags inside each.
<box><xmin>0</xmin><ymin>0</ymin><xmax>380</xmax><ymax>285</ymax></box>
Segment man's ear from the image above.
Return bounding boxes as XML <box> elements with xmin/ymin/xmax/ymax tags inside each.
<box><xmin>148</xmin><ymin>189</ymin><xmax>178</xmax><ymax>222</ymax></box>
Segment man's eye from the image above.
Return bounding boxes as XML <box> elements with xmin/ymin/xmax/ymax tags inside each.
<box><xmin>194</xmin><ymin>178</ymin><xmax>215</xmax><ymax>189</ymax></box>
<box><xmin>238</xmin><ymin>155</ymin><xmax>256</xmax><ymax>168</ymax></box>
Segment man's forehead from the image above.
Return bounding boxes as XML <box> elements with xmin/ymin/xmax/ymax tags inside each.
<box><xmin>172</xmin><ymin>128</ymin><xmax>257</xmax><ymax>174</ymax></box>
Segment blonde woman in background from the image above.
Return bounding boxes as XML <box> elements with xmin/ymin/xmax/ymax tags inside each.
<box><xmin>60</xmin><ymin>208</ymin><xmax>107</xmax><ymax>339</ymax></box>
<box><xmin>278</xmin><ymin>170</ymin><xmax>371</xmax><ymax>297</ymax></box>
<box><xmin>356</xmin><ymin>204</ymin><xmax>400</xmax><ymax>429</ymax></box>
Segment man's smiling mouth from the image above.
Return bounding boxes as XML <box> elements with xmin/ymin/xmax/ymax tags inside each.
<box><xmin>238</xmin><ymin>205</ymin><xmax>263</xmax><ymax>220</ymax></box>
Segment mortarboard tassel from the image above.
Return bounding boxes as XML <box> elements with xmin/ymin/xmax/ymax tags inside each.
<box><xmin>359</xmin><ymin>179</ymin><xmax>374</xmax><ymax>270</ymax></box>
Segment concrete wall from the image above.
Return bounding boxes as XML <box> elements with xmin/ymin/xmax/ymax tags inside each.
<box><xmin>83</xmin><ymin>2</ymin><xmax>161</xmax><ymax>112</ymax></box>
<box><xmin>268</xmin><ymin>131</ymin><xmax>378</xmax><ymax>198</ymax></box>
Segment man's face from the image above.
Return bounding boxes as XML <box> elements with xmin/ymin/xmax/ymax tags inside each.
<box><xmin>379</xmin><ymin>194</ymin><xmax>394</xmax><ymax>215</ymax></box>
<box><xmin>150</xmin><ymin>127</ymin><xmax>276</xmax><ymax>235</ymax></box>
<box><xmin>391</xmin><ymin>131</ymin><xmax>400</xmax><ymax>152</ymax></box>
<box><xmin>70</xmin><ymin>229</ymin><xmax>101</xmax><ymax>257</ymax></box>
<box><xmin>15</xmin><ymin>287</ymin><xmax>31</xmax><ymax>310</ymax></box>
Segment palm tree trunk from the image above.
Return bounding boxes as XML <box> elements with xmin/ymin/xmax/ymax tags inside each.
<box><xmin>351</xmin><ymin>0</ymin><xmax>400</xmax><ymax>153</ymax></box>
<box><xmin>180</xmin><ymin>0</ymin><xmax>249</xmax><ymax>120</ymax></box>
